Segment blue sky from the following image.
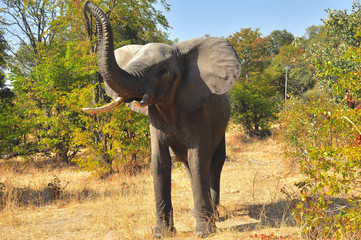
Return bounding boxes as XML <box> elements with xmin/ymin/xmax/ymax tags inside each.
<box><xmin>159</xmin><ymin>0</ymin><xmax>357</xmax><ymax>41</ymax></box>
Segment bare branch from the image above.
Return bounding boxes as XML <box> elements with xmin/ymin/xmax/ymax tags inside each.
<box><xmin>6</xmin><ymin>46</ymin><xmax>33</xmax><ymax>71</ymax></box>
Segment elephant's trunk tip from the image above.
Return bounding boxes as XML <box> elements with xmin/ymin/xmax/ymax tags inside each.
<box><xmin>83</xmin><ymin>1</ymin><xmax>95</xmax><ymax>13</ymax></box>
<box><xmin>84</xmin><ymin>1</ymin><xmax>91</xmax><ymax>8</ymax></box>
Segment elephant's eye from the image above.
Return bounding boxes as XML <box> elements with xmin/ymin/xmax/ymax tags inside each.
<box><xmin>159</xmin><ymin>67</ymin><xmax>168</xmax><ymax>76</ymax></box>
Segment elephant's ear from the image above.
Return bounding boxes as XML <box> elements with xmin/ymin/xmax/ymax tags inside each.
<box><xmin>104</xmin><ymin>45</ymin><xmax>148</xmax><ymax>115</ymax></box>
<box><xmin>175</xmin><ymin>37</ymin><xmax>241</xmax><ymax>113</ymax></box>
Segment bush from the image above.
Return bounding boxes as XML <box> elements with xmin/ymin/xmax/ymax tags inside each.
<box><xmin>72</xmin><ymin>96</ymin><xmax>150</xmax><ymax>176</ymax></box>
<box><xmin>229</xmin><ymin>78</ymin><xmax>280</xmax><ymax>136</ymax></box>
<box><xmin>278</xmin><ymin>98</ymin><xmax>361</xmax><ymax>238</ymax></box>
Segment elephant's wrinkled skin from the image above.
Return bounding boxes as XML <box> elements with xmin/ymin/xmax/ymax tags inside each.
<box><xmin>83</xmin><ymin>1</ymin><xmax>241</xmax><ymax>237</ymax></box>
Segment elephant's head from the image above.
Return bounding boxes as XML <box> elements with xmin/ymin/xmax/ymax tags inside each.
<box><xmin>83</xmin><ymin>1</ymin><xmax>241</xmax><ymax>115</ymax></box>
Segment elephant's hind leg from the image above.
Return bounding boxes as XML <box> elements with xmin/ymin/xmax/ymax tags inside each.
<box><xmin>210</xmin><ymin>135</ymin><xmax>226</xmax><ymax>212</ymax></box>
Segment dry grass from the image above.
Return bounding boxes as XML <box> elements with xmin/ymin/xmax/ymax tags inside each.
<box><xmin>0</xmin><ymin>125</ymin><xmax>302</xmax><ymax>239</ymax></box>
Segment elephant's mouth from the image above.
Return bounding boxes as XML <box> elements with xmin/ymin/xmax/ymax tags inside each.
<box><xmin>131</xmin><ymin>93</ymin><xmax>151</xmax><ymax>108</ymax></box>
<box><xmin>128</xmin><ymin>97</ymin><xmax>142</xmax><ymax>103</ymax></box>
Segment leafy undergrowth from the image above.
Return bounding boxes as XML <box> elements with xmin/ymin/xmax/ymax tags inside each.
<box><xmin>0</xmin><ymin>124</ymin><xmax>301</xmax><ymax>239</ymax></box>
<box><xmin>278</xmin><ymin>99</ymin><xmax>361</xmax><ymax>239</ymax></box>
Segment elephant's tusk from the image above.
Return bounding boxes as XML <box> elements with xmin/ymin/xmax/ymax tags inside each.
<box><xmin>134</xmin><ymin>94</ymin><xmax>150</xmax><ymax>108</ymax></box>
<box><xmin>82</xmin><ymin>97</ymin><xmax>124</xmax><ymax>114</ymax></box>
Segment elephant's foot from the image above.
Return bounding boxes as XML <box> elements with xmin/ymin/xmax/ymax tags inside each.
<box><xmin>195</xmin><ymin>220</ymin><xmax>216</xmax><ymax>238</ymax></box>
<box><xmin>153</xmin><ymin>225</ymin><xmax>177</xmax><ymax>239</ymax></box>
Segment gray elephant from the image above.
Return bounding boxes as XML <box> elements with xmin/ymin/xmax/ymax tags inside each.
<box><xmin>83</xmin><ymin>1</ymin><xmax>241</xmax><ymax>238</ymax></box>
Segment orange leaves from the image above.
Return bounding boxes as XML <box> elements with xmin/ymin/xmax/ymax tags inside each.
<box><xmin>353</xmin><ymin>134</ymin><xmax>361</xmax><ymax>146</ymax></box>
<box><xmin>227</xmin><ymin>28</ymin><xmax>271</xmax><ymax>81</ymax></box>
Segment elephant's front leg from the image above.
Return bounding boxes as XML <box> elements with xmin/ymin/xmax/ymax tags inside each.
<box><xmin>150</xmin><ymin>129</ymin><xmax>175</xmax><ymax>238</ymax></box>
<box><xmin>188</xmin><ymin>146</ymin><xmax>216</xmax><ymax>237</ymax></box>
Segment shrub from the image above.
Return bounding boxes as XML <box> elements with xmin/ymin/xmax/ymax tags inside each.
<box><xmin>229</xmin><ymin>79</ymin><xmax>280</xmax><ymax>136</ymax></box>
<box><xmin>279</xmin><ymin>98</ymin><xmax>361</xmax><ymax>238</ymax></box>
<box><xmin>72</xmin><ymin>96</ymin><xmax>150</xmax><ymax>176</ymax></box>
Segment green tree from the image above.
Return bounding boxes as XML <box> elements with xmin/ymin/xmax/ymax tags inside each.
<box><xmin>227</xmin><ymin>28</ymin><xmax>283</xmax><ymax>135</ymax></box>
<box><xmin>0</xmin><ymin>30</ymin><xmax>17</xmax><ymax>156</ymax></box>
<box><xmin>0</xmin><ymin>0</ymin><xmax>169</xmax><ymax>168</ymax></box>
<box><xmin>274</xmin><ymin>43</ymin><xmax>316</xmax><ymax>97</ymax></box>
<box><xmin>303</xmin><ymin>25</ymin><xmax>324</xmax><ymax>41</ymax></box>
<box><xmin>324</xmin><ymin>1</ymin><xmax>361</xmax><ymax>47</ymax></box>
<box><xmin>268</xmin><ymin>29</ymin><xmax>294</xmax><ymax>55</ymax></box>
<box><xmin>0</xmin><ymin>30</ymin><xmax>13</xmax><ymax>100</ymax></box>
<box><xmin>229</xmin><ymin>78</ymin><xmax>279</xmax><ymax>135</ymax></box>
<box><xmin>75</xmin><ymin>0</ymin><xmax>168</xmax><ymax>174</ymax></box>
<box><xmin>305</xmin><ymin>1</ymin><xmax>361</xmax><ymax>93</ymax></box>
<box><xmin>1</xmin><ymin>0</ymin><xmax>78</xmax><ymax>159</ymax></box>
<box><xmin>227</xmin><ymin>28</ymin><xmax>271</xmax><ymax>81</ymax></box>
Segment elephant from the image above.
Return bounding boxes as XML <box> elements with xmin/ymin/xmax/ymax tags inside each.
<box><xmin>82</xmin><ymin>1</ymin><xmax>241</xmax><ymax>238</ymax></box>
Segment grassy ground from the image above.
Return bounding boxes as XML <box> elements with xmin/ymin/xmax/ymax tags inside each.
<box><xmin>0</xmin><ymin>125</ymin><xmax>302</xmax><ymax>239</ymax></box>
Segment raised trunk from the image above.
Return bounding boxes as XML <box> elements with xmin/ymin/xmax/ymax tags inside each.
<box><xmin>83</xmin><ymin>1</ymin><xmax>142</xmax><ymax>101</ymax></box>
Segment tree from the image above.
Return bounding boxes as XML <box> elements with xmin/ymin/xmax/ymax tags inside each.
<box><xmin>303</xmin><ymin>25</ymin><xmax>324</xmax><ymax>40</ymax></box>
<box><xmin>0</xmin><ymin>30</ymin><xmax>13</xmax><ymax>100</ymax></box>
<box><xmin>1</xmin><ymin>0</ymin><xmax>81</xmax><ymax>160</ymax></box>
<box><xmin>0</xmin><ymin>30</ymin><xmax>17</xmax><ymax>156</ymax></box>
<box><xmin>229</xmin><ymin>78</ymin><xmax>279</xmax><ymax>135</ymax></box>
<box><xmin>76</xmin><ymin>0</ymin><xmax>169</xmax><ymax>173</ymax></box>
<box><xmin>305</xmin><ymin>1</ymin><xmax>361</xmax><ymax>93</ymax></box>
<box><xmin>110</xmin><ymin>0</ymin><xmax>170</xmax><ymax>45</ymax></box>
<box><xmin>227</xmin><ymin>28</ymin><xmax>284</xmax><ymax>135</ymax></box>
<box><xmin>274</xmin><ymin>44</ymin><xmax>316</xmax><ymax>97</ymax></box>
<box><xmin>227</xmin><ymin>28</ymin><xmax>271</xmax><ymax>81</ymax></box>
<box><xmin>324</xmin><ymin>1</ymin><xmax>361</xmax><ymax>47</ymax></box>
<box><xmin>1</xmin><ymin>0</ymin><xmax>61</xmax><ymax>65</ymax></box>
<box><xmin>268</xmin><ymin>29</ymin><xmax>294</xmax><ymax>55</ymax></box>
<box><xmin>0</xmin><ymin>0</ymin><xmax>169</xmax><ymax>166</ymax></box>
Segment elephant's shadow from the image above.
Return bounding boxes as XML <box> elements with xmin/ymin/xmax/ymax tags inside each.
<box><xmin>218</xmin><ymin>197</ymin><xmax>350</xmax><ymax>233</ymax></box>
<box><xmin>217</xmin><ymin>200</ymin><xmax>296</xmax><ymax>232</ymax></box>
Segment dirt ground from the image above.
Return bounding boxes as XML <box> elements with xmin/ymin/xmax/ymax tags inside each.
<box><xmin>0</xmin><ymin>124</ymin><xmax>302</xmax><ymax>239</ymax></box>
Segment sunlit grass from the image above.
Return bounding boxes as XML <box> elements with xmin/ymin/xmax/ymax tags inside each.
<box><xmin>0</xmin><ymin>125</ymin><xmax>301</xmax><ymax>239</ymax></box>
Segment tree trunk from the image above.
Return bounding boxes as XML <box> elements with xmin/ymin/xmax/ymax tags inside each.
<box><xmin>56</xmin><ymin>142</ymin><xmax>69</xmax><ymax>164</ymax></box>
